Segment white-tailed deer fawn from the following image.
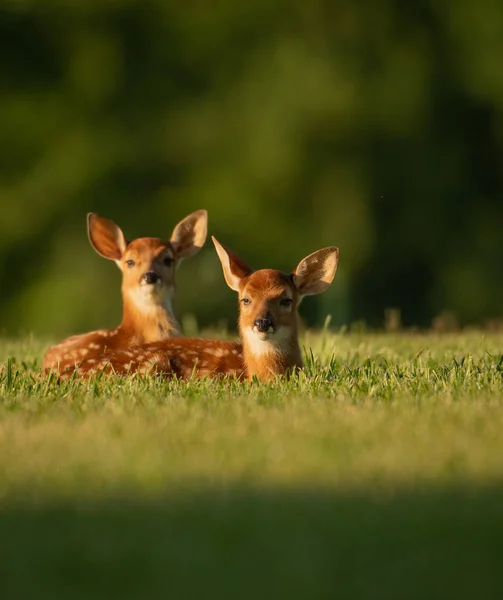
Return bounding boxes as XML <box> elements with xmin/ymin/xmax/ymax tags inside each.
<box><xmin>61</xmin><ymin>238</ymin><xmax>339</xmax><ymax>382</ymax></box>
<box><xmin>43</xmin><ymin>209</ymin><xmax>208</xmax><ymax>373</ymax></box>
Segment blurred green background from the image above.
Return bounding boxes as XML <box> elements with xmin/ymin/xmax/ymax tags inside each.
<box><xmin>1</xmin><ymin>0</ymin><xmax>502</xmax><ymax>337</ymax></box>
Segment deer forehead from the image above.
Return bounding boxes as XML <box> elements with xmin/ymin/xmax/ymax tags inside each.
<box><xmin>125</xmin><ymin>238</ymin><xmax>172</xmax><ymax>261</ymax></box>
<box><xmin>240</xmin><ymin>270</ymin><xmax>295</xmax><ymax>300</ymax></box>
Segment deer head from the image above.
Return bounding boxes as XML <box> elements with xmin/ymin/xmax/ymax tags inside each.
<box><xmin>87</xmin><ymin>209</ymin><xmax>208</xmax><ymax>317</ymax></box>
<box><xmin>212</xmin><ymin>237</ymin><xmax>339</xmax><ymax>379</ymax></box>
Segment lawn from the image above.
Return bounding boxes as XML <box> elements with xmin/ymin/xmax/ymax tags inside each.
<box><xmin>1</xmin><ymin>330</ymin><xmax>503</xmax><ymax>599</ymax></box>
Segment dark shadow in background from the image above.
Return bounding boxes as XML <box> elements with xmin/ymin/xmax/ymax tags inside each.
<box><xmin>2</xmin><ymin>482</ymin><xmax>503</xmax><ymax>599</ymax></box>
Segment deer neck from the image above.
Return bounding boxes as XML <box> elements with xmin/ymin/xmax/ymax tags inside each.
<box><xmin>240</xmin><ymin>325</ymin><xmax>303</xmax><ymax>382</ymax></box>
<box><xmin>120</xmin><ymin>288</ymin><xmax>181</xmax><ymax>344</ymax></box>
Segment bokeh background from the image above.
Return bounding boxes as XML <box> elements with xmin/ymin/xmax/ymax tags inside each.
<box><xmin>1</xmin><ymin>0</ymin><xmax>502</xmax><ymax>337</ymax></box>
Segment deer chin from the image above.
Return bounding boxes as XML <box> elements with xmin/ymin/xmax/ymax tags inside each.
<box><xmin>242</xmin><ymin>325</ymin><xmax>292</xmax><ymax>354</ymax></box>
<box><xmin>128</xmin><ymin>284</ymin><xmax>173</xmax><ymax>311</ymax></box>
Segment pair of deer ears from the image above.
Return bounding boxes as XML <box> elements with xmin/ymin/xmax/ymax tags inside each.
<box><xmin>87</xmin><ymin>210</ymin><xmax>338</xmax><ymax>295</ymax></box>
<box><xmin>87</xmin><ymin>210</ymin><xmax>208</xmax><ymax>262</ymax></box>
<box><xmin>212</xmin><ymin>237</ymin><xmax>339</xmax><ymax>297</ymax></box>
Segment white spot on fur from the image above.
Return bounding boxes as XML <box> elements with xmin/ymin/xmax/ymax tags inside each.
<box><xmin>88</xmin><ymin>343</ymin><xmax>101</xmax><ymax>350</ymax></box>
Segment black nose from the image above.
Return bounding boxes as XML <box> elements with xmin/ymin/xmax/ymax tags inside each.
<box><xmin>254</xmin><ymin>318</ymin><xmax>273</xmax><ymax>333</ymax></box>
<box><xmin>143</xmin><ymin>271</ymin><xmax>160</xmax><ymax>285</ymax></box>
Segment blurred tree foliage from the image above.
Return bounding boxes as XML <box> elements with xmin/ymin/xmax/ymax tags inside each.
<box><xmin>0</xmin><ymin>0</ymin><xmax>502</xmax><ymax>336</ymax></box>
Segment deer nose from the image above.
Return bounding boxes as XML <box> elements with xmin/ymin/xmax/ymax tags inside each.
<box><xmin>253</xmin><ymin>318</ymin><xmax>274</xmax><ymax>333</ymax></box>
<box><xmin>143</xmin><ymin>271</ymin><xmax>160</xmax><ymax>285</ymax></box>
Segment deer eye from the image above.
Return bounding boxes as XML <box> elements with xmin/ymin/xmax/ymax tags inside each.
<box><xmin>241</xmin><ymin>298</ymin><xmax>251</xmax><ymax>306</ymax></box>
<box><xmin>280</xmin><ymin>298</ymin><xmax>293</xmax><ymax>307</ymax></box>
<box><xmin>125</xmin><ymin>259</ymin><xmax>135</xmax><ymax>268</ymax></box>
<box><xmin>164</xmin><ymin>257</ymin><xmax>174</xmax><ymax>267</ymax></box>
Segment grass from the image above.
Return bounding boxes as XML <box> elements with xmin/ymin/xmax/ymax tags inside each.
<box><xmin>1</xmin><ymin>330</ymin><xmax>503</xmax><ymax>599</ymax></box>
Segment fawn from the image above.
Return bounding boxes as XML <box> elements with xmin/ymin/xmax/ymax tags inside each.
<box><xmin>43</xmin><ymin>209</ymin><xmax>208</xmax><ymax>373</ymax></box>
<box><xmin>61</xmin><ymin>237</ymin><xmax>339</xmax><ymax>382</ymax></box>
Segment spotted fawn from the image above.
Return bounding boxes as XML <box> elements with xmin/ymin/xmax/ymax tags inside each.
<box><xmin>43</xmin><ymin>209</ymin><xmax>208</xmax><ymax>373</ymax></box>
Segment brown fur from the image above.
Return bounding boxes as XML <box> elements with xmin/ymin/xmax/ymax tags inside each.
<box><xmin>62</xmin><ymin>338</ymin><xmax>244</xmax><ymax>379</ymax></box>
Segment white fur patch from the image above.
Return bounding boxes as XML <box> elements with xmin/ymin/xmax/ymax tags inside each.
<box><xmin>126</xmin><ymin>285</ymin><xmax>181</xmax><ymax>339</ymax></box>
<box><xmin>128</xmin><ymin>283</ymin><xmax>174</xmax><ymax>315</ymax></box>
<box><xmin>241</xmin><ymin>327</ymin><xmax>292</xmax><ymax>358</ymax></box>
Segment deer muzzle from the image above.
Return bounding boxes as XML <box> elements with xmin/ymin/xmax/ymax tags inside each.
<box><xmin>143</xmin><ymin>271</ymin><xmax>160</xmax><ymax>285</ymax></box>
<box><xmin>253</xmin><ymin>318</ymin><xmax>274</xmax><ymax>334</ymax></box>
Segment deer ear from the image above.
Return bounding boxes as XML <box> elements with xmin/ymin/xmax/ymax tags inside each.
<box><xmin>212</xmin><ymin>236</ymin><xmax>252</xmax><ymax>292</ymax></box>
<box><xmin>170</xmin><ymin>209</ymin><xmax>208</xmax><ymax>260</ymax></box>
<box><xmin>292</xmin><ymin>247</ymin><xmax>339</xmax><ymax>296</ymax></box>
<box><xmin>87</xmin><ymin>213</ymin><xmax>127</xmax><ymax>261</ymax></box>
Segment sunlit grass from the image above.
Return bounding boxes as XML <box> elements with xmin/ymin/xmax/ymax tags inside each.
<box><xmin>1</xmin><ymin>330</ymin><xmax>503</xmax><ymax>498</ymax></box>
<box><xmin>1</xmin><ymin>330</ymin><xmax>503</xmax><ymax>599</ymax></box>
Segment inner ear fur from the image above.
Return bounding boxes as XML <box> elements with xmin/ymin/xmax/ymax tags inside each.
<box><xmin>292</xmin><ymin>246</ymin><xmax>339</xmax><ymax>296</ymax></box>
<box><xmin>87</xmin><ymin>213</ymin><xmax>128</xmax><ymax>261</ymax></box>
<box><xmin>212</xmin><ymin>236</ymin><xmax>253</xmax><ymax>292</ymax></box>
<box><xmin>170</xmin><ymin>209</ymin><xmax>208</xmax><ymax>259</ymax></box>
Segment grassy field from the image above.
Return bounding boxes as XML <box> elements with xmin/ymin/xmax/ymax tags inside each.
<box><xmin>1</xmin><ymin>330</ymin><xmax>503</xmax><ymax>599</ymax></box>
